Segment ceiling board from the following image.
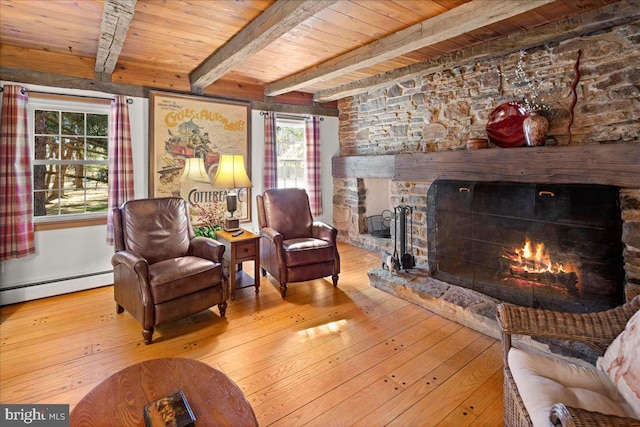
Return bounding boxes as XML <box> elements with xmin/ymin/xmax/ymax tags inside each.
<box><xmin>0</xmin><ymin>0</ymin><xmax>631</xmax><ymax>108</ymax></box>
<box><xmin>352</xmin><ymin>0</ymin><xmax>431</xmax><ymax>26</ymax></box>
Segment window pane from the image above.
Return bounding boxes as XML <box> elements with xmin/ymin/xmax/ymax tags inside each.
<box><xmin>62</xmin><ymin>112</ymin><xmax>84</xmax><ymax>135</ymax></box>
<box><xmin>61</xmin><ymin>137</ymin><xmax>84</xmax><ymax>160</ymax></box>
<box><xmin>85</xmin><ymin>165</ymin><xmax>108</xmax><ymax>186</ymax></box>
<box><xmin>34</xmin><ymin>189</ymin><xmax>60</xmax><ymax>216</ymax></box>
<box><xmin>33</xmin><ymin>165</ymin><xmax>50</xmax><ymax>191</ymax></box>
<box><xmin>85</xmin><ymin>186</ymin><xmax>109</xmax><ymax>212</ymax></box>
<box><xmin>35</xmin><ymin>135</ymin><xmax>59</xmax><ymax>160</ymax></box>
<box><xmin>87</xmin><ymin>114</ymin><xmax>108</xmax><ymax>136</ymax></box>
<box><xmin>64</xmin><ymin>164</ymin><xmax>86</xmax><ymax>189</ymax></box>
<box><xmin>44</xmin><ymin>166</ymin><xmax>62</xmax><ymax>197</ymax></box>
<box><xmin>33</xmin><ymin>190</ymin><xmax>49</xmax><ymax>217</ymax></box>
<box><xmin>296</xmin><ymin>161</ymin><xmax>304</xmax><ymax>179</ymax></box>
<box><xmin>33</xmin><ymin>164</ymin><xmax>54</xmax><ymax>217</ymax></box>
<box><xmin>61</xmin><ymin>165</ymin><xmax>73</xmax><ymax>192</ymax></box>
<box><xmin>87</xmin><ymin>137</ymin><xmax>108</xmax><ymax>160</ymax></box>
<box><xmin>34</xmin><ymin>110</ymin><xmax>59</xmax><ymax>134</ymax></box>
<box><xmin>59</xmin><ymin>189</ymin><xmax>86</xmax><ymax>214</ymax></box>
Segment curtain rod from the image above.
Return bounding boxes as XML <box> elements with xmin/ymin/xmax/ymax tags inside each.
<box><xmin>0</xmin><ymin>86</ymin><xmax>133</xmax><ymax>104</ymax></box>
<box><xmin>260</xmin><ymin>111</ymin><xmax>324</xmax><ymax>121</ymax></box>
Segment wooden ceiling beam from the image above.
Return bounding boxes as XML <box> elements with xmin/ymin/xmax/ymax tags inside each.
<box><xmin>0</xmin><ymin>66</ymin><xmax>338</xmax><ymax>117</ymax></box>
<box><xmin>1</xmin><ymin>66</ymin><xmax>145</xmax><ymax>98</ymax></box>
<box><xmin>264</xmin><ymin>0</ymin><xmax>554</xmax><ymax>97</ymax></box>
<box><xmin>95</xmin><ymin>0</ymin><xmax>137</xmax><ymax>81</ymax></box>
<box><xmin>313</xmin><ymin>0</ymin><xmax>640</xmax><ymax>103</ymax></box>
<box><xmin>189</xmin><ymin>0</ymin><xmax>337</xmax><ymax>93</ymax></box>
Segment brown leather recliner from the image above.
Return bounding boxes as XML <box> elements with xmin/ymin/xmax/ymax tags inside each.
<box><xmin>257</xmin><ymin>188</ymin><xmax>340</xmax><ymax>297</ymax></box>
<box><xmin>111</xmin><ymin>197</ymin><xmax>228</xmax><ymax>344</ymax></box>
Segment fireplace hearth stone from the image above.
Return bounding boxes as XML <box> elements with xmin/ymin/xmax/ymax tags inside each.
<box><xmin>369</xmin><ymin>266</ymin><xmax>501</xmax><ymax>339</ymax></box>
<box><xmin>369</xmin><ymin>266</ymin><xmax>601</xmax><ymax>364</ymax></box>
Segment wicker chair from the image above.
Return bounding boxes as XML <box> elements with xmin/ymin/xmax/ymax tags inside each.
<box><xmin>496</xmin><ymin>296</ymin><xmax>640</xmax><ymax>427</ymax></box>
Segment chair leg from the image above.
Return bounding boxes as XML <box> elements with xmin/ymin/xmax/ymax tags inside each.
<box><xmin>142</xmin><ymin>327</ymin><xmax>154</xmax><ymax>345</ymax></box>
<box><xmin>280</xmin><ymin>283</ymin><xmax>288</xmax><ymax>298</ymax></box>
<box><xmin>116</xmin><ymin>303</ymin><xmax>124</xmax><ymax>314</ymax></box>
<box><xmin>218</xmin><ymin>301</ymin><xmax>227</xmax><ymax>317</ymax></box>
<box><xmin>332</xmin><ymin>275</ymin><xmax>339</xmax><ymax>287</ymax></box>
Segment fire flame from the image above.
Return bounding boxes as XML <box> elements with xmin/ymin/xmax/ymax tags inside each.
<box><xmin>501</xmin><ymin>236</ymin><xmax>580</xmax><ymax>295</ymax></box>
<box><xmin>514</xmin><ymin>238</ymin><xmax>569</xmax><ymax>274</ymax></box>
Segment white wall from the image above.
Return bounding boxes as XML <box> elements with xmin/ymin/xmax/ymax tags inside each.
<box><xmin>0</xmin><ymin>82</ymin><xmax>339</xmax><ymax>304</ymax></box>
<box><xmin>318</xmin><ymin>116</ymin><xmax>340</xmax><ymax>225</ymax></box>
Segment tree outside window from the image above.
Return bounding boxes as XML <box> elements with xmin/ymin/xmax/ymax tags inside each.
<box><xmin>276</xmin><ymin>118</ymin><xmax>305</xmax><ymax>189</ymax></box>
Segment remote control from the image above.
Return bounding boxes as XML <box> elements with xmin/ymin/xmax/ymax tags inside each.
<box><xmin>232</xmin><ymin>230</ymin><xmax>243</xmax><ymax>237</ymax></box>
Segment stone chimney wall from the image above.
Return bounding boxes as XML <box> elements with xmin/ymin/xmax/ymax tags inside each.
<box><xmin>333</xmin><ymin>21</ymin><xmax>640</xmax><ymax>300</ymax></box>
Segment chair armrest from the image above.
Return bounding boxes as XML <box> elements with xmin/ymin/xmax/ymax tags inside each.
<box><xmin>312</xmin><ymin>221</ymin><xmax>337</xmax><ymax>242</ymax></box>
<box><xmin>259</xmin><ymin>227</ymin><xmax>283</xmax><ymax>245</ymax></box>
<box><xmin>550</xmin><ymin>403</ymin><xmax>640</xmax><ymax>427</ymax></box>
<box><xmin>190</xmin><ymin>237</ymin><xmax>225</xmax><ymax>263</ymax></box>
<box><xmin>497</xmin><ymin>296</ymin><xmax>640</xmax><ymax>357</ymax></box>
<box><xmin>112</xmin><ymin>250</ymin><xmax>149</xmax><ymax>278</ymax></box>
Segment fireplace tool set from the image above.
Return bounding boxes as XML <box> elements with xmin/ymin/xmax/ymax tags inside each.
<box><xmin>384</xmin><ymin>205</ymin><xmax>415</xmax><ymax>272</ymax></box>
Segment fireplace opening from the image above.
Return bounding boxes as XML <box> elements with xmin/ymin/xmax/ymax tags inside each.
<box><xmin>427</xmin><ymin>180</ymin><xmax>624</xmax><ymax>313</ymax></box>
<box><xmin>363</xmin><ymin>178</ymin><xmax>392</xmax><ymax>238</ymax></box>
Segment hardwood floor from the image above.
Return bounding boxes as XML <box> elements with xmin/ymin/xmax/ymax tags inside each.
<box><xmin>0</xmin><ymin>243</ymin><xmax>504</xmax><ymax>426</ymax></box>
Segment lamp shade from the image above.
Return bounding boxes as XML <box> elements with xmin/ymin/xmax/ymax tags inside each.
<box><xmin>180</xmin><ymin>157</ymin><xmax>210</xmax><ymax>183</ymax></box>
<box><xmin>211</xmin><ymin>155</ymin><xmax>252</xmax><ymax>188</ymax></box>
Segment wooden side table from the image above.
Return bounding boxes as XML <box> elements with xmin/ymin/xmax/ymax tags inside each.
<box><xmin>215</xmin><ymin>228</ymin><xmax>260</xmax><ymax>299</ymax></box>
<box><xmin>70</xmin><ymin>358</ymin><xmax>258</xmax><ymax>427</ymax></box>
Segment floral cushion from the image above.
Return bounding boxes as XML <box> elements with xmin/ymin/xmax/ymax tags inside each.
<box><xmin>597</xmin><ymin>308</ymin><xmax>640</xmax><ymax>418</ymax></box>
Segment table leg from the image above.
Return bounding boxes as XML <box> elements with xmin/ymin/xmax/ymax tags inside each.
<box><xmin>230</xmin><ymin>248</ymin><xmax>237</xmax><ymax>300</ymax></box>
<box><xmin>254</xmin><ymin>240</ymin><xmax>260</xmax><ymax>294</ymax></box>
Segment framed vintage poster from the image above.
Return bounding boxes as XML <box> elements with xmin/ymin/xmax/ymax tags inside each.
<box><xmin>149</xmin><ymin>91</ymin><xmax>251</xmax><ymax>226</ymax></box>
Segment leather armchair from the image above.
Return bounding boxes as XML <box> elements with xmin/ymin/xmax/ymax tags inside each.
<box><xmin>111</xmin><ymin>197</ymin><xmax>228</xmax><ymax>344</ymax></box>
<box><xmin>257</xmin><ymin>188</ymin><xmax>340</xmax><ymax>297</ymax></box>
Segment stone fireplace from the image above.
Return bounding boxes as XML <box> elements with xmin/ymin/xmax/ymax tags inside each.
<box><xmin>335</xmin><ymin>145</ymin><xmax>640</xmax><ymax>362</ymax></box>
<box><xmin>331</xmin><ymin>20</ymin><xmax>640</xmax><ymax>360</ymax></box>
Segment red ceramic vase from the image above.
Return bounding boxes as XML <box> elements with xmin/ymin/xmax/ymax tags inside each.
<box><xmin>486</xmin><ymin>102</ymin><xmax>527</xmax><ymax>148</ymax></box>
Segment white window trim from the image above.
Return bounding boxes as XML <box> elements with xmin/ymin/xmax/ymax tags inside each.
<box><xmin>276</xmin><ymin>116</ymin><xmax>307</xmax><ymax>190</ymax></box>
<box><xmin>29</xmin><ymin>97</ymin><xmax>111</xmax><ymax>223</ymax></box>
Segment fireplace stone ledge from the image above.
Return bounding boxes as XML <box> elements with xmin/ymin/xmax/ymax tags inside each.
<box><xmin>369</xmin><ymin>265</ymin><xmax>600</xmax><ymax>366</ymax></box>
<box><xmin>368</xmin><ymin>266</ymin><xmax>501</xmax><ymax>340</ymax></box>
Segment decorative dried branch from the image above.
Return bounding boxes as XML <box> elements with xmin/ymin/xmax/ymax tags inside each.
<box><xmin>567</xmin><ymin>49</ymin><xmax>581</xmax><ymax>145</ymax></box>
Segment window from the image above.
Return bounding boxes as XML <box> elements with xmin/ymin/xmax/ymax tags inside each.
<box><xmin>30</xmin><ymin>98</ymin><xmax>110</xmax><ymax>220</ymax></box>
<box><xmin>276</xmin><ymin>117</ymin><xmax>305</xmax><ymax>189</ymax></box>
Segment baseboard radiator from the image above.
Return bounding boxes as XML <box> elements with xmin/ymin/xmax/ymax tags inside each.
<box><xmin>0</xmin><ymin>270</ymin><xmax>113</xmax><ymax>306</ymax></box>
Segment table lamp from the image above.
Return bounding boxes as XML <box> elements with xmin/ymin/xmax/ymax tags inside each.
<box><xmin>211</xmin><ymin>154</ymin><xmax>252</xmax><ymax>231</ymax></box>
<box><xmin>180</xmin><ymin>157</ymin><xmax>210</xmax><ymax>183</ymax></box>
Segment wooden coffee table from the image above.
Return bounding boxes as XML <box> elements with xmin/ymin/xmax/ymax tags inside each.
<box><xmin>70</xmin><ymin>358</ymin><xmax>258</xmax><ymax>427</ymax></box>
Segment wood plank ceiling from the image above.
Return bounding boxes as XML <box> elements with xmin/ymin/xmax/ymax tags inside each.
<box><xmin>0</xmin><ymin>0</ymin><xmax>635</xmax><ymax>111</ymax></box>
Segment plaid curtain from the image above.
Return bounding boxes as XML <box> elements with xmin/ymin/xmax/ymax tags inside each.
<box><xmin>0</xmin><ymin>85</ymin><xmax>35</xmax><ymax>260</ymax></box>
<box><xmin>305</xmin><ymin>116</ymin><xmax>322</xmax><ymax>217</ymax></box>
<box><xmin>106</xmin><ymin>96</ymin><xmax>134</xmax><ymax>245</ymax></box>
<box><xmin>263</xmin><ymin>111</ymin><xmax>277</xmax><ymax>190</ymax></box>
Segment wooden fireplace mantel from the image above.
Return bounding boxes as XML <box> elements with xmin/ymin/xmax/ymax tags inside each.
<box><xmin>332</xmin><ymin>143</ymin><xmax>640</xmax><ymax>188</ymax></box>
